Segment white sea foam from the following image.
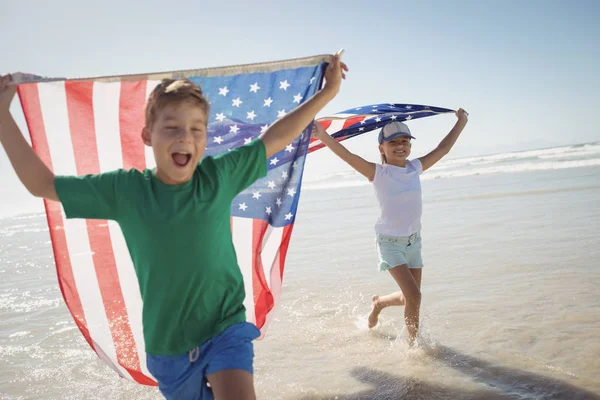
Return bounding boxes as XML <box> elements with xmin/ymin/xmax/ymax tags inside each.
<box><xmin>302</xmin><ymin>142</ymin><xmax>600</xmax><ymax>190</ymax></box>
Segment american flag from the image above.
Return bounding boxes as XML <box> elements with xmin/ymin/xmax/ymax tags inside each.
<box><xmin>310</xmin><ymin>103</ymin><xmax>454</xmax><ymax>152</ymax></box>
<box><xmin>15</xmin><ymin>55</ymin><xmax>327</xmax><ymax>385</ymax></box>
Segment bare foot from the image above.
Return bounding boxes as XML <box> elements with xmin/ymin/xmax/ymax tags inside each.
<box><xmin>408</xmin><ymin>335</ymin><xmax>416</xmax><ymax>348</ymax></box>
<box><xmin>368</xmin><ymin>295</ymin><xmax>382</xmax><ymax>328</ymax></box>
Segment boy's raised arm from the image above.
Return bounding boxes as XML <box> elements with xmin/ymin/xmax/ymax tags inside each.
<box><xmin>259</xmin><ymin>50</ymin><xmax>348</xmax><ymax>158</ymax></box>
<box><xmin>0</xmin><ymin>74</ymin><xmax>58</xmax><ymax>201</ymax></box>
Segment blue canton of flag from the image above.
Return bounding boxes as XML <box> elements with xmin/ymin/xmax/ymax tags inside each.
<box><xmin>191</xmin><ymin>65</ymin><xmax>325</xmax><ymax>227</ymax></box>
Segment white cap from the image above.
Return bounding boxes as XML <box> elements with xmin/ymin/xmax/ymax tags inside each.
<box><xmin>378</xmin><ymin>121</ymin><xmax>415</xmax><ymax>144</ymax></box>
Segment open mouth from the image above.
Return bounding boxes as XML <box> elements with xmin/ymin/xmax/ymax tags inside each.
<box><xmin>172</xmin><ymin>152</ymin><xmax>192</xmax><ymax>167</ymax></box>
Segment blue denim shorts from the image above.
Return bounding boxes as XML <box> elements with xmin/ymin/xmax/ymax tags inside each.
<box><xmin>146</xmin><ymin>322</ymin><xmax>260</xmax><ymax>400</ymax></box>
<box><xmin>376</xmin><ymin>232</ymin><xmax>423</xmax><ymax>271</ymax></box>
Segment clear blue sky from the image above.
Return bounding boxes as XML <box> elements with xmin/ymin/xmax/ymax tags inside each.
<box><xmin>1</xmin><ymin>0</ymin><xmax>599</xmax><ymax>215</ymax></box>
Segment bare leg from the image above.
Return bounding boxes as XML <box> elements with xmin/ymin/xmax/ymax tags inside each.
<box><xmin>389</xmin><ymin>265</ymin><xmax>421</xmax><ymax>345</ymax></box>
<box><xmin>372</xmin><ymin>269</ymin><xmax>421</xmax><ymax>312</ymax></box>
<box><xmin>207</xmin><ymin>369</ymin><xmax>256</xmax><ymax>400</ymax></box>
<box><xmin>369</xmin><ymin>264</ymin><xmax>422</xmax><ymax>345</ymax></box>
<box><xmin>407</xmin><ymin>267</ymin><xmax>422</xmax><ymax>343</ymax></box>
<box><xmin>376</xmin><ymin>291</ymin><xmax>406</xmax><ymax>308</ymax></box>
<box><xmin>410</xmin><ymin>267</ymin><xmax>422</xmax><ymax>289</ymax></box>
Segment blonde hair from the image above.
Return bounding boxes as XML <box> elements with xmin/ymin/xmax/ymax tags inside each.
<box><xmin>145</xmin><ymin>79</ymin><xmax>210</xmax><ymax>129</ymax></box>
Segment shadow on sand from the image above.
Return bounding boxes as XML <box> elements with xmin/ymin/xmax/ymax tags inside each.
<box><xmin>297</xmin><ymin>340</ymin><xmax>599</xmax><ymax>400</ymax></box>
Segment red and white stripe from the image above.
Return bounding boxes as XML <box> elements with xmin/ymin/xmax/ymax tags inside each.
<box><xmin>17</xmin><ymin>79</ymin><xmax>292</xmax><ymax>386</ymax></box>
<box><xmin>308</xmin><ymin>115</ymin><xmax>370</xmax><ymax>153</ymax></box>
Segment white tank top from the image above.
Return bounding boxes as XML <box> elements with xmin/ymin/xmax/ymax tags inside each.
<box><xmin>371</xmin><ymin>160</ymin><xmax>423</xmax><ymax>237</ymax></box>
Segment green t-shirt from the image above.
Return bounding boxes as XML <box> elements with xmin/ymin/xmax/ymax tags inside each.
<box><xmin>54</xmin><ymin>139</ymin><xmax>267</xmax><ymax>355</ymax></box>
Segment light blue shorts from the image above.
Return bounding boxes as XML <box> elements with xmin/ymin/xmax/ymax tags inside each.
<box><xmin>376</xmin><ymin>232</ymin><xmax>424</xmax><ymax>271</ymax></box>
<box><xmin>146</xmin><ymin>322</ymin><xmax>260</xmax><ymax>400</ymax></box>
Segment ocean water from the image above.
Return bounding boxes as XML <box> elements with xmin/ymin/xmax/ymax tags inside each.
<box><xmin>1</xmin><ymin>142</ymin><xmax>599</xmax><ymax>399</ymax></box>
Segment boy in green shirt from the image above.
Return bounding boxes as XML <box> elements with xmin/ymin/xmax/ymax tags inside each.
<box><xmin>0</xmin><ymin>52</ymin><xmax>348</xmax><ymax>400</ymax></box>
